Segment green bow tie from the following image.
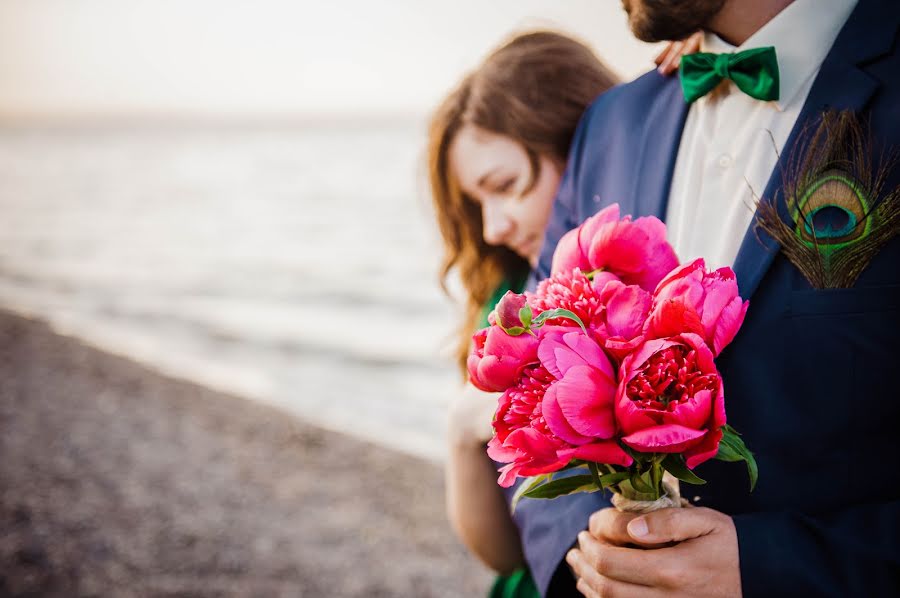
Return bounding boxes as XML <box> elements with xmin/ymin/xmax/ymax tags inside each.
<box><xmin>679</xmin><ymin>46</ymin><xmax>780</xmax><ymax>104</ymax></box>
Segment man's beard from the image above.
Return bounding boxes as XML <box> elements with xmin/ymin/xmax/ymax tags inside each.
<box><xmin>622</xmin><ymin>0</ymin><xmax>726</xmax><ymax>42</ymax></box>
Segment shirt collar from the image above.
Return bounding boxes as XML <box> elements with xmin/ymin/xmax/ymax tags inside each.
<box><xmin>700</xmin><ymin>0</ymin><xmax>858</xmax><ymax>110</ymax></box>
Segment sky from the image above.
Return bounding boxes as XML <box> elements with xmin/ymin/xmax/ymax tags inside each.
<box><xmin>0</xmin><ymin>0</ymin><xmax>664</xmax><ymax>121</ymax></box>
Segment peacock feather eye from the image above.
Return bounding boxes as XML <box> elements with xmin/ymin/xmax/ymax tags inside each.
<box><xmin>757</xmin><ymin>110</ymin><xmax>899</xmax><ymax>289</ymax></box>
<box><xmin>792</xmin><ymin>168</ymin><xmax>871</xmax><ymax>254</ymax></box>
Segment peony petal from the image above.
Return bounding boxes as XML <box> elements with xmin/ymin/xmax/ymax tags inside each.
<box><xmin>621</xmin><ymin>424</ymin><xmax>706</xmax><ymax>453</ymax></box>
<box><xmin>654</xmin><ymin>258</ymin><xmax>705</xmax><ymax>295</ymax></box>
<box><xmin>496</xmin><ymin>462</ymin><xmax>523</xmax><ymax>488</ymax></box>
<box><xmin>664</xmin><ymin>388</ymin><xmax>714</xmax><ymax>431</ymax></box>
<box><xmin>471</xmin><ymin>326</ymin><xmax>540</xmax><ymax>390</ymax></box>
<box><xmin>486</xmin><ymin>433</ymin><xmax>520</xmax><ymax>462</ymax></box>
<box><xmin>516</xmin><ymin>455</ymin><xmax>573</xmax><ymax>478</ymax></box>
<box><xmin>562</xmin><ymin>331</ymin><xmax>610</xmax><ymax>373</ymax></box>
<box><xmin>644</xmin><ymin>299</ymin><xmax>703</xmax><ymax>341</ymax></box>
<box><xmin>619</xmin><ymin>337</ymin><xmax>676</xmax><ymax>382</ymax></box>
<box><xmin>551</xmin><ymin>226</ymin><xmax>589</xmax><ymax>275</ymax></box>
<box><xmin>555</xmin><ymin>365</ymin><xmax>617</xmax><ymax>439</ymax></box>
<box><xmin>589</xmin><ymin>220</ymin><xmax>648</xmax><ymax>277</ymax></box>
<box><xmin>536</xmin><ymin>332</ymin><xmax>568</xmax><ymax>379</ymax></box>
<box><xmin>685</xmin><ymin>427</ymin><xmax>723</xmax><ymax>469</ymax></box>
<box><xmin>712</xmin><ymin>298</ymin><xmax>749</xmax><ymax>356</ymax></box>
<box><xmin>542</xmin><ymin>384</ymin><xmax>595</xmax><ymax>445</ymax></box>
<box><xmin>558</xmin><ymin>440</ymin><xmax>634</xmax><ymax>467</ymax></box>
<box><xmin>603</xmin><ymin>283</ymin><xmax>651</xmax><ymax>339</ymax></box>
<box><xmin>604</xmin><ymin>335</ymin><xmax>645</xmax><ymax>363</ymax></box>
<box><xmin>615</xmin><ymin>387</ymin><xmax>675</xmax><ymax>435</ymax></box>
<box><xmin>590</xmin><ymin>271</ymin><xmax>621</xmax><ymax>294</ymax></box>
<box><xmin>631</xmin><ymin>217</ymin><xmax>680</xmax><ymax>291</ymax></box>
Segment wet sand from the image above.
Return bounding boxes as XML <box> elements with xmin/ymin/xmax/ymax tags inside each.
<box><xmin>0</xmin><ymin>310</ymin><xmax>492</xmax><ymax>597</ymax></box>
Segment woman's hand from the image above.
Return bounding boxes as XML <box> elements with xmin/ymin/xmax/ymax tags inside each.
<box><xmin>446</xmin><ymin>384</ymin><xmax>498</xmax><ymax>449</ymax></box>
<box><xmin>445</xmin><ymin>384</ymin><xmax>525</xmax><ymax>574</ymax></box>
<box><xmin>655</xmin><ymin>32</ymin><xmax>703</xmax><ymax>75</ymax></box>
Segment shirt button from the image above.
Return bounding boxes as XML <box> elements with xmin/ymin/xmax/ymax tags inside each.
<box><xmin>717</xmin><ymin>154</ymin><xmax>733</xmax><ymax>168</ymax></box>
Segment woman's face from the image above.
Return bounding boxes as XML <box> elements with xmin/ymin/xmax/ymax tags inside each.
<box><xmin>449</xmin><ymin>124</ymin><xmax>562</xmax><ymax>266</ymax></box>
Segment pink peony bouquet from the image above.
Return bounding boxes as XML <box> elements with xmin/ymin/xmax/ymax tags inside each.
<box><xmin>468</xmin><ymin>204</ymin><xmax>757</xmax><ymax>511</ymax></box>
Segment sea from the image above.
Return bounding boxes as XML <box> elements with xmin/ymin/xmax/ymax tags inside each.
<box><xmin>0</xmin><ymin>120</ymin><xmax>466</xmax><ymax>462</ymax></box>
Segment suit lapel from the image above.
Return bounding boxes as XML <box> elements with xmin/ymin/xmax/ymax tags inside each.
<box><xmin>732</xmin><ymin>0</ymin><xmax>896</xmax><ymax>298</ymax></box>
<box><xmin>632</xmin><ymin>76</ymin><xmax>689</xmax><ymax>220</ymax></box>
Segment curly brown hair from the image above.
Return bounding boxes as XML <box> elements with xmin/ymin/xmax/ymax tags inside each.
<box><xmin>427</xmin><ymin>30</ymin><xmax>618</xmax><ymax>374</ymax></box>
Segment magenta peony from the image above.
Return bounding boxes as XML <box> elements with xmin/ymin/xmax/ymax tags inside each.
<box><xmin>592</xmin><ymin>280</ymin><xmax>652</xmax><ymax>362</ymax></box>
<box><xmin>616</xmin><ymin>333</ymin><xmax>725</xmax><ymax>469</ymax></box>
<box><xmin>530</xmin><ymin>270</ymin><xmax>651</xmax><ymax>363</ymax></box>
<box><xmin>467</xmin><ymin>325</ymin><xmax>540</xmax><ymax>393</ymax></box>
<box><xmin>550</xmin><ymin>204</ymin><xmax>679</xmax><ymax>292</ymax></box>
<box><xmin>529</xmin><ymin>268</ymin><xmax>612</xmax><ymax>331</ymax></box>
<box><xmin>645</xmin><ymin>258</ymin><xmax>749</xmax><ymax>356</ymax></box>
<box><xmin>488</xmin><ymin>329</ymin><xmax>633</xmax><ymax>487</ymax></box>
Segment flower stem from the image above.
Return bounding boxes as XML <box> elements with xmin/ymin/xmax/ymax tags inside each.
<box><xmin>651</xmin><ymin>459</ymin><xmax>663</xmax><ymax>500</ymax></box>
<box><xmin>588</xmin><ymin>462</ymin><xmax>603</xmax><ymax>491</ymax></box>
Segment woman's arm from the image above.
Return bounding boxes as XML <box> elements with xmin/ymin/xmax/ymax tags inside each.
<box><xmin>445</xmin><ymin>386</ymin><xmax>525</xmax><ymax>574</ymax></box>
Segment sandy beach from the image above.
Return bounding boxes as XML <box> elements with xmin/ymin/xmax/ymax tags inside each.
<box><xmin>0</xmin><ymin>310</ymin><xmax>493</xmax><ymax>597</ymax></box>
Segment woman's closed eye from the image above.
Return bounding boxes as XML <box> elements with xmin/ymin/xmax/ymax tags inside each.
<box><xmin>490</xmin><ymin>177</ymin><xmax>517</xmax><ymax>194</ymax></box>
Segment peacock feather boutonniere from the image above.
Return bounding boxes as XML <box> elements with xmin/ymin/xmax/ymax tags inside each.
<box><xmin>756</xmin><ymin>110</ymin><xmax>900</xmax><ymax>289</ymax></box>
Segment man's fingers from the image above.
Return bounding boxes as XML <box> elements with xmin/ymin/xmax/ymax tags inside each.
<box><xmin>567</xmin><ymin>547</ymin><xmax>663</xmax><ymax>598</ymax></box>
<box><xmin>626</xmin><ymin>507</ymin><xmax>721</xmax><ymax>545</ymax></box>
<box><xmin>588</xmin><ymin>507</ymin><xmax>638</xmax><ymax>545</ymax></box>
<box><xmin>577</xmin><ymin>531</ymin><xmax>669</xmax><ymax>587</ymax></box>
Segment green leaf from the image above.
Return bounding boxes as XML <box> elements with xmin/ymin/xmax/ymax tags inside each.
<box><xmin>716</xmin><ymin>427</ymin><xmax>759</xmax><ymax>491</ymax></box>
<box><xmin>588</xmin><ymin>462</ymin><xmax>603</xmax><ymax>489</ymax></box>
<box><xmin>722</xmin><ymin>424</ymin><xmax>741</xmax><ymax>436</ymax></box>
<box><xmin>616</xmin><ymin>479</ymin><xmax>659</xmax><ymax>502</ymax></box>
<box><xmin>511</xmin><ymin>473</ymin><xmax>552</xmax><ymax>512</ymax></box>
<box><xmin>521</xmin><ymin>475</ymin><xmax>598</xmax><ymax>500</ymax></box>
<box><xmin>503</xmin><ymin>326</ymin><xmax>525</xmax><ymax>336</ymax></box>
<box><xmin>519</xmin><ymin>305</ymin><xmax>533</xmax><ymax>328</ymax></box>
<box><xmin>598</xmin><ymin>471</ymin><xmax>630</xmax><ymax>489</ymax></box>
<box><xmin>661</xmin><ymin>454</ymin><xmax>707</xmax><ymax>485</ymax></box>
<box><xmin>715</xmin><ymin>439</ymin><xmax>744</xmax><ymax>462</ymax></box>
<box><xmin>629</xmin><ymin>470</ymin><xmax>656</xmax><ymax>494</ymax></box>
<box><xmin>531</xmin><ymin>308</ymin><xmax>587</xmax><ymax>333</ymax></box>
<box><xmin>531</xmin><ymin>311</ymin><xmax>550</xmax><ymax>326</ymax></box>
<box><xmin>651</xmin><ymin>460</ymin><xmax>663</xmax><ymax>491</ymax></box>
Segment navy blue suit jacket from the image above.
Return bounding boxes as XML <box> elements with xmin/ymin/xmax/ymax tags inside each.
<box><xmin>513</xmin><ymin>1</ymin><xmax>900</xmax><ymax>595</ymax></box>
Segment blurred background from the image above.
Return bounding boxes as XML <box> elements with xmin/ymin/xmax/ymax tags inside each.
<box><xmin>0</xmin><ymin>1</ymin><xmax>661</xmax><ymax>595</ymax></box>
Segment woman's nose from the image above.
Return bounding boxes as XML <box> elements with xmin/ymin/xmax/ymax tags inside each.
<box><xmin>482</xmin><ymin>200</ymin><xmax>514</xmax><ymax>246</ymax></box>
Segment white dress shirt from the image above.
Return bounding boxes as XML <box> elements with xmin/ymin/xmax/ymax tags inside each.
<box><xmin>664</xmin><ymin>0</ymin><xmax>858</xmax><ymax>270</ymax></box>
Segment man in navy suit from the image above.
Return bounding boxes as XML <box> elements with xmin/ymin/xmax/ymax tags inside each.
<box><xmin>511</xmin><ymin>0</ymin><xmax>900</xmax><ymax>595</ymax></box>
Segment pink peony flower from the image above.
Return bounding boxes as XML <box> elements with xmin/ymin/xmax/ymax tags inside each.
<box><xmin>644</xmin><ymin>258</ymin><xmax>749</xmax><ymax>356</ymax></box>
<box><xmin>530</xmin><ymin>270</ymin><xmax>651</xmax><ymax>362</ymax></box>
<box><xmin>592</xmin><ymin>280</ymin><xmax>652</xmax><ymax>362</ymax></box>
<box><xmin>467</xmin><ymin>325</ymin><xmax>540</xmax><ymax>393</ymax></box>
<box><xmin>529</xmin><ymin>268</ymin><xmax>613</xmax><ymax>331</ymax></box>
<box><xmin>488</xmin><ymin>329</ymin><xmax>633</xmax><ymax>487</ymax></box>
<box><xmin>550</xmin><ymin>204</ymin><xmax>679</xmax><ymax>293</ymax></box>
<box><xmin>615</xmin><ymin>334</ymin><xmax>725</xmax><ymax>469</ymax></box>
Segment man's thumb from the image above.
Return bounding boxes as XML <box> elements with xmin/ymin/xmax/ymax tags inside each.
<box><xmin>626</xmin><ymin>507</ymin><xmax>717</xmax><ymax>544</ymax></box>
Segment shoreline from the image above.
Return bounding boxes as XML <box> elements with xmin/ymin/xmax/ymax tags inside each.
<box><xmin>0</xmin><ymin>310</ymin><xmax>491</xmax><ymax>596</ymax></box>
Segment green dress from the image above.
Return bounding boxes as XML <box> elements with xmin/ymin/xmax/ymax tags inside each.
<box><xmin>480</xmin><ymin>279</ymin><xmax>540</xmax><ymax>598</ymax></box>
<box><xmin>489</xmin><ymin>568</ymin><xmax>539</xmax><ymax>598</ymax></box>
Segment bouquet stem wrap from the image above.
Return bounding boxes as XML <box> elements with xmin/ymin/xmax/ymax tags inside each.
<box><xmin>611</xmin><ymin>475</ymin><xmax>684</xmax><ymax>514</ymax></box>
